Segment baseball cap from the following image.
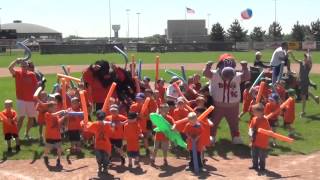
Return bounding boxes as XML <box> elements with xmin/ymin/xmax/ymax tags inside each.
<box><xmin>135</xmin><ymin>93</ymin><xmax>145</xmax><ymax>100</ymax></box>
<box><xmin>255</xmin><ymin>51</ymin><xmax>262</xmax><ymax>56</ymax></box>
<box><xmin>143</xmin><ymin>76</ymin><xmax>151</xmax><ymax>82</ymax></box>
<box><xmin>218</xmin><ymin>53</ymin><xmax>234</xmax><ymax>62</ymax></box>
<box><xmin>109</xmin><ymin>104</ymin><xmax>119</xmax><ymax>111</ymax></box>
<box><xmin>4</xmin><ymin>99</ymin><xmax>13</xmax><ymax>104</ymax></box>
<box><xmin>170</xmin><ymin>76</ymin><xmax>179</xmax><ymax>83</ymax></box>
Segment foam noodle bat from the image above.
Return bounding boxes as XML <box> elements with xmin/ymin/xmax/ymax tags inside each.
<box><xmin>137</xmin><ymin>59</ymin><xmax>142</xmax><ymax>80</ymax></box>
<box><xmin>102</xmin><ymin>82</ymin><xmax>117</xmax><ymax>113</ymax></box>
<box><xmin>57</xmin><ymin>73</ymin><xmax>81</xmax><ymax>83</ymax></box>
<box><xmin>33</xmin><ymin>86</ymin><xmax>43</xmax><ymax>99</ymax></box>
<box><xmin>79</xmin><ymin>90</ymin><xmax>89</xmax><ymax>124</ymax></box>
<box><xmin>149</xmin><ymin>113</ymin><xmax>187</xmax><ymax>149</ymax></box>
<box><xmin>255</xmin><ymin>81</ymin><xmax>266</xmax><ymax>103</ymax></box>
<box><xmin>140</xmin><ymin>97</ymin><xmax>151</xmax><ymax>117</ymax></box>
<box><xmin>249</xmin><ymin>71</ymin><xmax>264</xmax><ymax>93</ymax></box>
<box><xmin>61</xmin><ymin>65</ymin><xmax>75</xmax><ymax>88</ymax></box>
<box><xmin>165</xmin><ymin>69</ymin><xmax>187</xmax><ymax>84</ymax></box>
<box><xmin>16</xmin><ymin>39</ymin><xmax>31</xmax><ymax>61</ymax></box>
<box><xmin>258</xmin><ymin>128</ymin><xmax>294</xmax><ymax>143</ymax></box>
<box><xmin>181</xmin><ymin>65</ymin><xmax>187</xmax><ymax>81</ymax></box>
<box><xmin>265</xmin><ymin>97</ymin><xmax>293</xmax><ymax>120</ymax></box>
<box><xmin>197</xmin><ymin>106</ymin><xmax>215</xmax><ymax>121</ymax></box>
<box><xmin>155</xmin><ymin>56</ymin><xmax>160</xmax><ymax>87</ymax></box>
<box><xmin>113</xmin><ymin>45</ymin><xmax>128</xmax><ymax>70</ymax></box>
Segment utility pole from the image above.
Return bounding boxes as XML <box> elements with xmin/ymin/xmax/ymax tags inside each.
<box><xmin>136</xmin><ymin>12</ymin><xmax>141</xmax><ymax>42</ymax></box>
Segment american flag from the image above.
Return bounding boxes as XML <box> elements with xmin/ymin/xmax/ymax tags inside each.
<box><xmin>186</xmin><ymin>7</ymin><xmax>195</xmax><ymax>14</ymax></box>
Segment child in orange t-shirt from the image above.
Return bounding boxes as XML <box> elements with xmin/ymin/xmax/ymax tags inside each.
<box><xmin>0</xmin><ymin>99</ymin><xmax>20</xmax><ymax>153</ymax></box>
<box><xmin>35</xmin><ymin>91</ymin><xmax>49</xmax><ymax>145</ymax></box>
<box><xmin>156</xmin><ymin>78</ymin><xmax>166</xmax><ymax>102</ymax></box>
<box><xmin>43</xmin><ymin>101</ymin><xmax>66</xmax><ymax>168</ymax></box>
<box><xmin>264</xmin><ymin>93</ymin><xmax>280</xmax><ymax>147</ymax></box>
<box><xmin>151</xmin><ymin>103</ymin><xmax>175</xmax><ymax>166</ymax></box>
<box><xmin>183</xmin><ymin>112</ymin><xmax>204</xmax><ymax>172</ymax></box>
<box><xmin>86</xmin><ymin>110</ymin><xmax>113</xmax><ymax>173</ymax></box>
<box><xmin>195</xmin><ymin>107</ymin><xmax>213</xmax><ymax>165</ymax></box>
<box><xmin>239</xmin><ymin>81</ymin><xmax>253</xmax><ymax>118</ymax></box>
<box><xmin>248</xmin><ymin>103</ymin><xmax>271</xmax><ymax>171</ymax></box>
<box><xmin>282</xmin><ymin>89</ymin><xmax>296</xmax><ymax>137</ymax></box>
<box><xmin>123</xmin><ymin>112</ymin><xmax>143</xmax><ymax>168</ymax></box>
<box><xmin>129</xmin><ymin>93</ymin><xmax>150</xmax><ymax>156</ymax></box>
<box><xmin>173</xmin><ymin>97</ymin><xmax>189</xmax><ymax>121</ymax></box>
<box><xmin>66</xmin><ymin>97</ymin><xmax>82</xmax><ymax>153</ymax></box>
<box><xmin>106</xmin><ymin>104</ymin><xmax>127</xmax><ymax>165</ymax></box>
<box><xmin>145</xmin><ymin>89</ymin><xmax>158</xmax><ymax>142</ymax></box>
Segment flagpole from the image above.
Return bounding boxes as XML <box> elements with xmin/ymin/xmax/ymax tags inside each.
<box><xmin>185</xmin><ymin>7</ymin><xmax>187</xmax><ymax>20</ymax></box>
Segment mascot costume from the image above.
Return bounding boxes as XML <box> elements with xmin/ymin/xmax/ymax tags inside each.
<box><xmin>203</xmin><ymin>54</ymin><xmax>250</xmax><ymax>144</ymax></box>
<box><xmin>82</xmin><ymin>60</ymin><xmax>136</xmax><ymax>111</ymax></box>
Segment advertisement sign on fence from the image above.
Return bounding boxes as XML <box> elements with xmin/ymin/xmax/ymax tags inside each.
<box><xmin>253</xmin><ymin>42</ymin><xmax>265</xmax><ymax>50</ymax></box>
<box><xmin>302</xmin><ymin>41</ymin><xmax>316</xmax><ymax>50</ymax></box>
<box><xmin>288</xmin><ymin>41</ymin><xmax>300</xmax><ymax>50</ymax></box>
<box><xmin>235</xmin><ymin>42</ymin><xmax>249</xmax><ymax>51</ymax></box>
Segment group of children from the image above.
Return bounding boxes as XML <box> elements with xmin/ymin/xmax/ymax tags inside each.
<box><xmin>0</xmin><ymin>66</ymin><xmax>298</xmax><ymax>175</ymax></box>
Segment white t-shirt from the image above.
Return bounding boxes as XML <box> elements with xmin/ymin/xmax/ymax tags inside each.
<box><xmin>209</xmin><ymin>70</ymin><xmax>241</xmax><ymax>103</ymax></box>
<box><xmin>270</xmin><ymin>47</ymin><xmax>286</xmax><ymax>66</ymax></box>
<box><xmin>166</xmin><ymin>84</ymin><xmax>180</xmax><ymax>99</ymax></box>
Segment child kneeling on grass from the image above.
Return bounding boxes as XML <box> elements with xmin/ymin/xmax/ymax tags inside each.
<box><xmin>43</xmin><ymin>101</ymin><xmax>66</xmax><ymax>168</ymax></box>
<box><xmin>86</xmin><ymin>110</ymin><xmax>113</xmax><ymax>174</ymax></box>
<box><xmin>248</xmin><ymin>103</ymin><xmax>271</xmax><ymax>172</ymax></box>
<box><xmin>0</xmin><ymin>99</ymin><xmax>20</xmax><ymax>153</ymax></box>
<box><xmin>123</xmin><ymin>112</ymin><xmax>143</xmax><ymax>168</ymax></box>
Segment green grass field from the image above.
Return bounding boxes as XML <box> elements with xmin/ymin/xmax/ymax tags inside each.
<box><xmin>0</xmin><ymin>69</ymin><xmax>320</xmax><ymax>160</ymax></box>
<box><xmin>0</xmin><ymin>50</ymin><xmax>319</xmax><ymax>67</ymax></box>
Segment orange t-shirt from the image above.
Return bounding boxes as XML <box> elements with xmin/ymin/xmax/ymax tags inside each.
<box><xmin>283</xmin><ymin>98</ymin><xmax>295</xmax><ymax>124</ymax></box>
<box><xmin>276</xmin><ymin>85</ymin><xmax>287</xmax><ymax>101</ymax></box>
<box><xmin>36</xmin><ymin>102</ymin><xmax>48</xmax><ymax>125</ymax></box>
<box><xmin>123</xmin><ymin>121</ymin><xmax>142</xmax><ymax>151</ymax></box>
<box><xmin>87</xmin><ymin>121</ymin><xmax>113</xmax><ymax>153</ymax></box>
<box><xmin>14</xmin><ymin>69</ymin><xmax>38</xmax><ymax>101</ymax></box>
<box><xmin>242</xmin><ymin>89</ymin><xmax>253</xmax><ymax>112</ymax></box>
<box><xmin>44</xmin><ymin>112</ymin><xmax>62</xmax><ymax>140</ymax></box>
<box><xmin>130</xmin><ymin>102</ymin><xmax>148</xmax><ymax>132</ymax></box>
<box><xmin>183</xmin><ymin>122</ymin><xmax>204</xmax><ymax>152</ymax></box>
<box><xmin>67</xmin><ymin>108</ymin><xmax>82</xmax><ymax>131</ymax></box>
<box><xmin>173</xmin><ymin>108</ymin><xmax>189</xmax><ymax>121</ymax></box>
<box><xmin>1</xmin><ymin>109</ymin><xmax>18</xmax><ymax>134</ymax></box>
<box><xmin>264</xmin><ymin>102</ymin><xmax>280</xmax><ymax>122</ymax></box>
<box><xmin>249</xmin><ymin>116</ymin><xmax>271</xmax><ymax>149</ymax></box>
<box><xmin>106</xmin><ymin>114</ymin><xmax>127</xmax><ymax>139</ymax></box>
<box><xmin>158</xmin><ymin>86</ymin><xmax>166</xmax><ymax>102</ymax></box>
<box><xmin>155</xmin><ymin>115</ymin><xmax>175</xmax><ymax>141</ymax></box>
<box><xmin>199</xmin><ymin>118</ymin><xmax>211</xmax><ymax>147</ymax></box>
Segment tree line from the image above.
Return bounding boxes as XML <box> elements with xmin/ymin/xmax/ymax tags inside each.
<box><xmin>210</xmin><ymin>19</ymin><xmax>320</xmax><ymax>42</ymax></box>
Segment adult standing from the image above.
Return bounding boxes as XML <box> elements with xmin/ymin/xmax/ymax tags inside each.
<box><xmin>270</xmin><ymin>42</ymin><xmax>290</xmax><ymax>84</ymax></box>
<box><xmin>8</xmin><ymin>59</ymin><xmax>39</xmax><ymax>139</ymax></box>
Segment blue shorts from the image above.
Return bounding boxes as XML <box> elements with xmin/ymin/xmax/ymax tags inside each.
<box><xmin>127</xmin><ymin>151</ymin><xmax>139</xmax><ymax>158</ymax></box>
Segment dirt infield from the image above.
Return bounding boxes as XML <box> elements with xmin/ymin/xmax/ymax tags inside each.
<box><xmin>1</xmin><ymin>63</ymin><xmax>320</xmax><ymax>77</ymax></box>
<box><xmin>0</xmin><ymin>152</ymin><xmax>319</xmax><ymax>180</ymax></box>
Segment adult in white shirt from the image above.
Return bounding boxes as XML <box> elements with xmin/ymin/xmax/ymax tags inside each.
<box><xmin>165</xmin><ymin>76</ymin><xmax>180</xmax><ymax>102</ymax></box>
<box><xmin>270</xmin><ymin>42</ymin><xmax>289</xmax><ymax>84</ymax></box>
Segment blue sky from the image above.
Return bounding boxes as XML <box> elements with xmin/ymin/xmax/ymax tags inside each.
<box><xmin>0</xmin><ymin>0</ymin><xmax>319</xmax><ymax>38</ymax></box>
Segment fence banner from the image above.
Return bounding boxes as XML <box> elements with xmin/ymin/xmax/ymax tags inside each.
<box><xmin>302</xmin><ymin>41</ymin><xmax>316</xmax><ymax>50</ymax></box>
<box><xmin>288</xmin><ymin>41</ymin><xmax>300</xmax><ymax>50</ymax></box>
<box><xmin>253</xmin><ymin>42</ymin><xmax>266</xmax><ymax>50</ymax></box>
<box><xmin>235</xmin><ymin>42</ymin><xmax>249</xmax><ymax>50</ymax></box>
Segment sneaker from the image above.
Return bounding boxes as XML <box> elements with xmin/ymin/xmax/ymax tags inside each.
<box><xmin>44</xmin><ymin>156</ymin><xmax>49</xmax><ymax>165</ymax></box>
<box><xmin>210</xmin><ymin>136</ymin><xmax>216</xmax><ymax>145</ymax></box>
<box><xmin>128</xmin><ymin>163</ymin><xmax>133</xmax><ymax>168</ymax></box>
<box><xmin>163</xmin><ymin>159</ymin><xmax>168</xmax><ymax>167</ymax></box>
<box><xmin>199</xmin><ymin>168</ymin><xmax>207</xmax><ymax>173</ymax></box>
<box><xmin>24</xmin><ymin>135</ymin><xmax>31</xmax><ymax>140</ymax></box>
<box><xmin>249</xmin><ymin>166</ymin><xmax>259</xmax><ymax>170</ymax></box>
<box><xmin>185</xmin><ymin>166</ymin><xmax>193</xmax><ymax>171</ymax></box>
<box><xmin>232</xmin><ymin>136</ymin><xmax>243</xmax><ymax>145</ymax></box>
<box><xmin>150</xmin><ymin>158</ymin><xmax>155</xmax><ymax>165</ymax></box>
<box><xmin>102</xmin><ymin>166</ymin><xmax>108</xmax><ymax>174</ymax></box>
<box><xmin>56</xmin><ymin>158</ymin><xmax>61</xmax><ymax>167</ymax></box>
<box><xmin>300</xmin><ymin>112</ymin><xmax>306</xmax><ymax>118</ymax></box>
<box><xmin>15</xmin><ymin>145</ymin><xmax>21</xmax><ymax>152</ymax></box>
<box><xmin>7</xmin><ymin>147</ymin><xmax>12</xmax><ymax>153</ymax></box>
<box><xmin>145</xmin><ymin>148</ymin><xmax>150</xmax><ymax>156</ymax></box>
<box><xmin>97</xmin><ymin>166</ymin><xmax>103</xmax><ymax>173</ymax></box>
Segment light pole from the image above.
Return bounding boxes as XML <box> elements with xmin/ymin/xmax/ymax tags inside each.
<box><xmin>136</xmin><ymin>12</ymin><xmax>140</xmax><ymax>42</ymax></box>
<box><xmin>274</xmin><ymin>0</ymin><xmax>277</xmax><ymax>23</ymax></box>
<box><xmin>108</xmin><ymin>0</ymin><xmax>112</xmax><ymax>43</ymax></box>
<box><xmin>0</xmin><ymin>8</ymin><xmax>2</xmax><ymax>30</ymax></box>
<box><xmin>207</xmin><ymin>13</ymin><xmax>211</xmax><ymax>34</ymax></box>
<box><xmin>126</xmin><ymin>9</ymin><xmax>130</xmax><ymax>39</ymax></box>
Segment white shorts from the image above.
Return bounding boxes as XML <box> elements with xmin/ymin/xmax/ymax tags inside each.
<box><xmin>16</xmin><ymin>99</ymin><xmax>37</xmax><ymax>118</ymax></box>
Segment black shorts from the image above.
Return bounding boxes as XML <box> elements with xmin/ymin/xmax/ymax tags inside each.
<box><xmin>46</xmin><ymin>139</ymin><xmax>61</xmax><ymax>144</ymax></box>
<box><xmin>5</xmin><ymin>133</ymin><xmax>18</xmax><ymax>141</ymax></box>
<box><xmin>68</xmin><ymin>130</ymin><xmax>81</xmax><ymax>142</ymax></box>
<box><xmin>110</xmin><ymin>139</ymin><xmax>123</xmax><ymax>148</ymax></box>
<box><xmin>127</xmin><ymin>151</ymin><xmax>139</xmax><ymax>158</ymax></box>
<box><xmin>147</xmin><ymin>120</ymin><xmax>153</xmax><ymax>130</ymax></box>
